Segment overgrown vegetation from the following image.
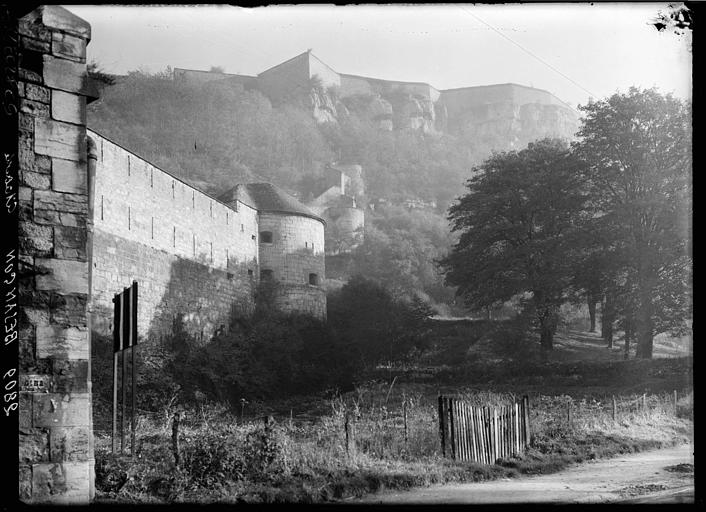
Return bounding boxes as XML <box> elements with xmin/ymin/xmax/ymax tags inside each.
<box><xmin>93</xmin><ymin>384</ymin><xmax>692</xmax><ymax>504</ymax></box>
<box><xmin>92</xmin><ymin>277</ymin><xmax>436</xmax><ymax>415</ymax></box>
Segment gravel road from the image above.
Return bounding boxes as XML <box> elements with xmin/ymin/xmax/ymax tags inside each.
<box><xmin>354</xmin><ymin>444</ymin><xmax>694</xmax><ymax>504</ymax></box>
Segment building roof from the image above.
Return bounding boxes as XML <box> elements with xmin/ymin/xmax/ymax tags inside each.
<box><xmin>220</xmin><ymin>182</ymin><xmax>325</xmax><ymax>224</ymax></box>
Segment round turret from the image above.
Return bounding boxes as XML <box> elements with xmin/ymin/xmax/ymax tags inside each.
<box><xmin>220</xmin><ymin>183</ymin><xmax>326</xmax><ymax>319</ymax></box>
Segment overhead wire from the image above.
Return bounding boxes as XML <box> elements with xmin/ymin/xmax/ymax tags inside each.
<box><xmin>457</xmin><ymin>5</ymin><xmax>598</xmax><ymax>101</ymax></box>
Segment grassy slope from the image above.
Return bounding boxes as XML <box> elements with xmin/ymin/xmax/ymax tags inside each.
<box><xmin>93</xmin><ymin>324</ymin><xmax>693</xmax><ymax>503</ymax></box>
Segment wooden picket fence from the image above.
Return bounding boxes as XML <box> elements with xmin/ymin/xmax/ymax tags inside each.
<box><xmin>438</xmin><ymin>395</ymin><xmax>531</xmax><ymax>464</ymax></box>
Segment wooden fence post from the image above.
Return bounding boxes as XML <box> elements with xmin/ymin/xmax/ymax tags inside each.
<box><xmin>567</xmin><ymin>401</ymin><xmax>572</xmax><ymax>428</ymax></box>
<box><xmin>449</xmin><ymin>398</ymin><xmax>456</xmax><ymax>460</ymax></box>
<box><xmin>438</xmin><ymin>396</ymin><xmax>446</xmax><ymax>457</ymax></box>
<box><xmin>345</xmin><ymin>412</ymin><xmax>351</xmax><ymax>456</ymax></box>
<box><xmin>522</xmin><ymin>395</ymin><xmax>531</xmax><ymax>448</ymax></box>
<box><xmin>172</xmin><ymin>411</ymin><xmax>183</xmax><ymax>467</ymax></box>
<box><xmin>403</xmin><ymin>399</ymin><xmax>408</xmax><ymax>445</ymax></box>
<box><xmin>492</xmin><ymin>407</ymin><xmax>498</xmax><ymax>463</ymax></box>
<box><xmin>642</xmin><ymin>393</ymin><xmax>647</xmax><ymax>411</ymax></box>
<box><xmin>612</xmin><ymin>396</ymin><xmax>617</xmax><ymax>421</ymax></box>
<box><xmin>674</xmin><ymin>390</ymin><xmax>678</xmax><ymax>416</ymax></box>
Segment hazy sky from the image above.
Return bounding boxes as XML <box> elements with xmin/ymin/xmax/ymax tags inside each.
<box><xmin>65</xmin><ymin>3</ymin><xmax>692</xmax><ymax>109</ymax></box>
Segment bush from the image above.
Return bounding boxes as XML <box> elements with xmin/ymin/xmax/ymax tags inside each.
<box><xmin>181</xmin><ymin>426</ymin><xmax>248</xmax><ymax>488</ymax></box>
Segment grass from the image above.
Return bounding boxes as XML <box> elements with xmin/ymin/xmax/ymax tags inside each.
<box><xmin>93</xmin><ymin>325</ymin><xmax>693</xmax><ymax>503</ymax></box>
<box><xmin>93</xmin><ymin>383</ymin><xmax>693</xmax><ymax>503</ymax></box>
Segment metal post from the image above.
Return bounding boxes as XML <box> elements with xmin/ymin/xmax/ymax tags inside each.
<box><xmin>121</xmin><ymin>349</ymin><xmax>127</xmax><ymax>453</ymax></box>
<box><xmin>131</xmin><ymin>345</ymin><xmax>136</xmax><ymax>457</ymax></box>
<box><xmin>112</xmin><ymin>351</ymin><xmax>118</xmax><ymax>454</ymax></box>
<box><xmin>438</xmin><ymin>396</ymin><xmax>446</xmax><ymax>457</ymax></box>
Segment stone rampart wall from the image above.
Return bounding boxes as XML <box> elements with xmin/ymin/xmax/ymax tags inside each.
<box><xmin>258</xmin><ymin>52</ymin><xmax>310</xmax><ymax>103</ymax></box>
<box><xmin>440</xmin><ymin>84</ymin><xmax>571</xmax><ymax>115</ymax></box>
<box><xmin>90</xmin><ymin>230</ymin><xmax>255</xmax><ymax>342</ymax></box>
<box><xmin>309</xmin><ymin>53</ymin><xmax>341</xmax><ymax>89</ymax></box>
<box><xmin>88</xmin><ymin>131</ymin><xmax>259</xmax><ymax>340</ymax></box>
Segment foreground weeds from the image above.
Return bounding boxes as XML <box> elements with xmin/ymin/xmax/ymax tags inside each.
<box><xmin>94</xmin><ymin>386</ymin><xmax>693</xmax><ymax>503</ymax></box>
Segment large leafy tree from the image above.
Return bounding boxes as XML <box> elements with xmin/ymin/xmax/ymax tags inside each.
<box><xmin>574</xmin><ymin>88</ymin><xmax>692</xmax><ymax>358</ymax></box>
<box><xmin>441</xmin><ymin>138</ymin><xmax>588</xmax><ymax>352</ymax></box>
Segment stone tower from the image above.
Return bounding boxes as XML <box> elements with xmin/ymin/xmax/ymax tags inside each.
<box><xmin>220</xmin><ymin>183</ymin><xmax>327</xmax><ymax>319</ymax></box>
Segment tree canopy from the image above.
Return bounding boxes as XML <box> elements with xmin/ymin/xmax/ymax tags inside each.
<box><xmin>441</xmin><ymin>138</ymin><xmax>588</xmax><ymax>351</ymax></box>
<box><xmin>573</xmin><ymin>87</ymin><xmax>692</xmax><ymax>358</ymax></box>
<box><xmin>442</xmin><ymin>88</ymin><xmax>692</xmax><ymax>358</ymax></box>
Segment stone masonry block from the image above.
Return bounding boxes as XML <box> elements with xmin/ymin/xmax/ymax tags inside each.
<box><xmin>52</xmin><ymin>158</ymin><xmax>86</xmax><ymax>194</ymax></box>
<box><xmin>20</xmin><ymin>392</ymin><xmax>33</xmax><ymax>429</ymax></box>
<box><xmin>34</xmin><ymin>258</ymin><xmax>88</xmax><ymax>294</ymax></box>
<box><xmin>43</xmin><ymin>55</ymin><xmax>88</xmax><ymax>95</ymax></box>
<box><xmin>21</xmin><ymin>35</ymin><xmax>51</xmax><ymax>53</ymax></box>
<box><xmin>20</xmin><ymin>169</ymin><xmax>51</xmax><ymax>190</ymax></box>
<box><xmin>51</xmin><ymin>91</ymin><xmax>85</xmax><ymax>125</ymax></box>
<box><xmin>53</xmin><ymin>226</ymin><xmax>87</xmax><ymax>260</ymax></box>
<box><xmin>52</xmin><ymin>32</ymin><xmax>86</xmax><ymax>62</ymax></box>
<box><xmin>19</xmin><ymin>138</ymin><xmax>52</xmax><ymax>175</ymax></box>
<box><xmin>21</xmin><ymin>98</ymin><xmax>50</xmax><ymax>118</ymax></box>
<box><xmin>19</xmin><ymin>428</ymin><xmax>50</xmax><ymax>463</ymax></box>
<box><xmin>19</xmin><ymin>67</ymin><xmax>43</xmax><ymax>85</ymax></box>
<box><xmin>34</xmin><ymin>118</ymin><xmax>86</xmax><ymax>160</ymax></box>
<box><xmin>19</xmin><ymin>324</ymin><xmax>37</xmax><ymax>371</ymax></box>
<box><xmin>19</xmin><ymin>113</ymin><xmax>34</xmax><ymax>133</ymax></box>
<box><xmin>19</xmin><ymin>465</ymin><xmax>32</xmax><ymax>501</ymax></box>
<box><xmin>30</xmin><ymin>461</ymin><xmax>90</xmax><ymax>504</ymax></box>
<box><xmin>40</xmin><ymin>6</ymin><xmax>92</xmax><ymax>40</ymax></box>
<box><xmin>36</xmin><ymin>325</ymin><xmax>88</xmax><ymax>359</ymax></box>
<box><xmin>19</xmin><ymin>221</ymin><xmax>53</xmax><ymax>257</ymax></box>
<box><xmin>21</xmin><ymin>307</ymin><xmax>51</xmax><ymax>328</ymax></box>
<box><xmin>18</xmin><ymin>16</ymin><xmax>51</xmax><ymax>42</ymax></box>
<box><xmin>34</xmin><ymin>190</ymin><xmax>87</xmax><ymax>226</ymax></box>
<box><xmin>49</xmin><ymin>294</ymin><xmax>87</xmax><ymax>326</ymax></box>
<box><xmin>32</xmin><ymin>393</ymin><xmax>90</xmax><ymax>428</ymax></box>
<box><xmin>50</xmin><ymin>426</ymin><xmax>90</xmax><ymax>462</ymax></box>
<box><xmin>49</xmin><ymin>360</ymin><xmax>88</xmax><ymax>394</ymax></box>
<box><xmin>26</xmin><ymin>83</ymin><xmax>50</xmax><ymax>103</ymax></box>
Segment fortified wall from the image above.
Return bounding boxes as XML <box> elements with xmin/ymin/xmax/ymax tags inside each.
<box><xmin>88</xmin><ymin>131</ymin><xmax>260</xmax><ymax>343</ymax></box>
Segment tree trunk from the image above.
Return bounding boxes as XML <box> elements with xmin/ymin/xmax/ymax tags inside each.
<box><xmin>602</xmin><ymin>291</ymin><xmax>615</xmax><ymax>349</ymax></box>
<box><xmin>635</xmin><ymin>289</ymin><xmax>655</xmax><ymax>359</ymax></box>
<box><xmin>623</xmin><ymin>311</ymin><xmax>635</xmax><ymax>360</ymax></box>
<box><xmin>538</xmin><ymin>306</ymin><xmax>558</xmax><ymax>353</ymax></box>
<box><xmin>588</xmin><ymin>298</ymin><xmax>597</xmax><ymax>333</ymax></box>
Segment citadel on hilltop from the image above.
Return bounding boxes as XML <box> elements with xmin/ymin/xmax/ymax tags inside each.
<box><xmin>174</xmin><ymin>49</ymin><xmax>581</xmax><ymax>144</ymax></box>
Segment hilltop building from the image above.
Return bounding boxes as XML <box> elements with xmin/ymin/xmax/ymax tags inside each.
<box><xmin>174</xmin><ymin>49</ymin><xmax>581</xmax><ymax>141</ymax></box>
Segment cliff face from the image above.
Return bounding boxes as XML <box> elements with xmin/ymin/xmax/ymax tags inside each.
<box><xmin>440</xmin><ymin>84</ymin><xmax>580</xmax><ymax>146</ymax></box>
<box><xmin>326</xmin><ymin>83</ymin><xmax>579</xmax><ymax>144</ymax></box>
<box><xmin>450</xmin><ymin>100</ymin><xmax>581</xmax><ymax>149</ymax></box>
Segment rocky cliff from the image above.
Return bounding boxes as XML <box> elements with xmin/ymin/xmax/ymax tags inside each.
<box><xmin>322</xmin><ymin>83</ymin><xmax>579</xmax><ymax>144</ymax></box>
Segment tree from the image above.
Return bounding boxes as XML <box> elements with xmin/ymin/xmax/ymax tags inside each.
<box><xmin>441</xmin><ymin>138</ymin><xmax>588</xmax><ymax>352</ymax></box>
<box><xmin>574</xmin><ymin>88</ymin><xmax>692</xmax><ymax>358</ymax></box>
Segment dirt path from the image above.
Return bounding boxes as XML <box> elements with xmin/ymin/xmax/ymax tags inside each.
<box><xmin>355</xmin><ymin>444</ymin><xmax>694</xmax><ymax>504</ymax></box>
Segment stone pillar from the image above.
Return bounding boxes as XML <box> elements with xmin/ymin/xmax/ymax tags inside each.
<box><xmin>16</xmin><ymin>6</ymin><xmax>93</xmax><ymax>504</ymax></box>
